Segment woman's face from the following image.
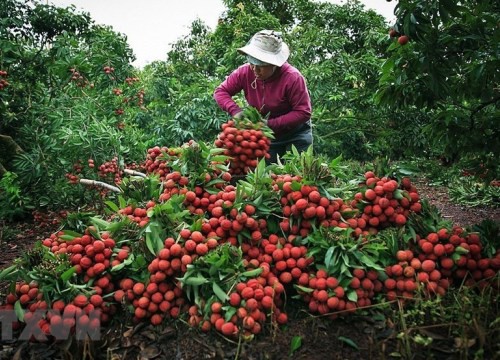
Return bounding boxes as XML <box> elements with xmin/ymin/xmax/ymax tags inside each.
<box><xmin>250</xmin><ymin>63</ymin><xmax>276</xmax><ymax>81</ymax></box>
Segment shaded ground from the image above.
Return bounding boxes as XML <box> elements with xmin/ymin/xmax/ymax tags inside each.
<box><xmin>413</xmin><ymin>178</ymin><xmax>500</xmax><ymax>228</ymax></box>
<box><xmin>0</xmin><ymin>179</ymin><xmax>499</xmax><ymax>360</ymax></box>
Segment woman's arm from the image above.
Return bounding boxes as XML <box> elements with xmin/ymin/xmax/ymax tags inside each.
<box><xmin>214</xmin><ymin>66</ymin><xmax>246</xmax><ymax>117</ymax></box>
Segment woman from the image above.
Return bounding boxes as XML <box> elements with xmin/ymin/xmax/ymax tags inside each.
<box><xmin>213</xmin><ymin>30</ymin><xmax>312</xmax><ymax>164</ymax></box>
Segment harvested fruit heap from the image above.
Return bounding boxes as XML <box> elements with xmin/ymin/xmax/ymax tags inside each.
<box><xmin>1</xmin><ymin>138</ymin><xmax>499</xmax><ymax>345</ymax></box>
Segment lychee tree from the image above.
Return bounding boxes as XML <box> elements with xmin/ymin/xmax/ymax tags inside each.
<box><xmin>0</xmin><ymin>0</ymin><xmax>148</xmax><ymax>216</ymax></box>
<box><xmin>377</xmin><ymin>0</ymin><xmax>500</xmax><ymax>180</ymax></box>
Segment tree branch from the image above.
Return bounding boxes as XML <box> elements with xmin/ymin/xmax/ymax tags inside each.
<box><xmin>469</xmin><ymin>95</ymin><xmax>500</xmax><ymax>130</ymax></box>
<box><xmin>0</xmin><ymin>162</ymin><xmax>7</xmax><ymax>177</ymax></box>
<box><xmin>79</xmin><ymin>179</ymin><xmax>121</xmax><ymax>193</ymax></box>
<box><xmin>0</xmin><ymin>134</ymin><xmax>24</xmax><ymax>154</ymax></box>
<box><xmin>123</xmin><ymin>169</ymin><xmax>147</xmax><ymax>178</ymax></box>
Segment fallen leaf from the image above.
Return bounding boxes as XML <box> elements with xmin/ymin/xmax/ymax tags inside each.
<box><xmin>454</xmin><ymin>337</ymin><xmax>476</xmax><ymax>349</ymax></box>
<box><xmin>140</xmin><ymin>345</ymin><xmax>161</xmax><ymax>359</ymax></box>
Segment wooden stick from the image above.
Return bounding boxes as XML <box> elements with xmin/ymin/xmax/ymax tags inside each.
<box><xmin>124</xmin><ymin>169</ymin><xmax>147</xmax><ymax>178</ymax></box>
<box><xmin>79</xmin><ymin>179</ymin><xmax>121</xmax><ymax>193</ymax></box>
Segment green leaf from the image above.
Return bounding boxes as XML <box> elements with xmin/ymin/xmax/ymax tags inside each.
<box><xmin>290</xmin><ymin>336</ymin><xmax>302</xmax><ymax>356</ymax></box>
<box><xmin>213</xmin><ymin>282</ymin><xmax>229</xmax><ymax>302</ymax></box>
<box><xmin>144</xmin><ymin>221</ymin><xmax>165</xmax><ymax>256</ymax></box>
<box><xmin>294</xmin><ymin>284</ymin><xmax>314</xmax><ymax>294</ymax></box>
<box><xmin>107</xmin><ymin>221</ymin><xmax>127</xmax><ymax>233</ymax></box>
<box><xmin>111</xmin><ymin>253</ymin><xmax>135</xmax><ymax>272</ymax></box>
<box><xmin>347</xmin><ymin>290</ymin><xmax>358</xmax><ymax>302</ymax></box>
<box><xmin>324</xmin><ymin>247</ymin><xmax>334</xmax><ymax>269</ymax></box>
<box><xmin>389</xmin><ymin>352</ymin><xmax>402</xmax><ymax>358</ymax></box>
<box><xmin>59</xmin><ymin>234</ymin><xmax>77</xmax><ymax>241</ymax></box>
<box><xmin>134</xmin><ymin>254</ymin><xmax>147</xmax><ymax>268</ymax></box>
<box><xmin>338</xmin><ymin>336</ymin><xmax>359</xmax><ymax>350</ymax></box>
<box><xmin>90</xmin><ymin>217</ymin><xmax>111</xmax><ymax>229</ymax></box>
<box><xmin>105</xmin><ymin>201</ymin><xmax>119</xmax><ymax>212</ymax></box>
<box><xmin>0</xmin><ymin>265</ymin><xmax>18</xmax><ymax>281</ymax></box>
<box><xmin>145</xmin><ymin>232</ymin><xmax>158</xmax><ymax>256</ymax></box>
<box><xmin>355</xmin><ymin>252</ymin><xmax>383</xmax><ymax>271</ymax></box>
<box><xmin>393</xmin><ymin>189</ymin><xmax>404</xmax><ymax>200</ymax></box>
<box><xmin>340</xmin><ymin>262</ymin><xmax>348</xmax><ymax>275</ymax></box>
<box><xmin>61</xmin><ymin>266</ymin><xmax>77</xmax><ymax>281</ymax></box>
<box><xmin>408</xmin><ymin>226</ymin><xmax>417</xmax><ymax>241</ymax></box>
<box><xmin>60</xmin><ymin>230</ymin><xmax>82</xmax><ymax>238</ymax></box>
<box><xmin>253</xmin><ymin>194</ymin><xmax>263</xmax><ymax>206</ymax></box>
<box><xmin>14</xmin><ymin>300</ymin><xmax>24</xmax><ymax>322</ymax></box>
<box><xmin>111</xmin><ymin>262</ymin><xmax>126</xmax><ymax>272</ymax></box>
<box><xmin>241</xmin><ymin>268</ymin><xmax>263</xmax><ymax>278</ymax></box>
<box><xmin>184</xmin><ymin>275</ymin><xmax>209</xmax><ymax>286</ymax></box>
<box><xmin>291</xmin><ymin>181</ymin><xmax>302</xmax><ymax>192</ymax></box>
<box><xmin>224</xmin><ymin>305</ymin><xmax>237</xmax><ymax>322</ymax></box>
<box><xmin>118</xmin><ymin>196</ymin><xmax>127</xmax><ymax>209</ymax></box>
<box><xmin>455</xmin><ymin>246</ymin><xmax>469</xmax><ymax>255</ymax></box>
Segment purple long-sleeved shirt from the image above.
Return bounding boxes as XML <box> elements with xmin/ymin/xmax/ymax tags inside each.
<box><xmin>214</xmin><ymin>63</ymin><xmax>311</xmax><ymax>138</ymax></box>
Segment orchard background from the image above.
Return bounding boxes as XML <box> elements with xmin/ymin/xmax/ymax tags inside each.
<box><xmin>0</xmin><ymin>0</ymin><xmax>499</xmax><ymax>359</ymax></box>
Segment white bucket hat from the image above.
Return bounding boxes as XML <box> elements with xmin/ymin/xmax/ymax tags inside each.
<box><xmin>238</xmin><ymin>30</ymin><xmax>290</xmax><ymax>67</ymax></box>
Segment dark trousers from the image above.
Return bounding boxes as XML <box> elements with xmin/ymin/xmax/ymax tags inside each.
<box><xmin>267</xmin><ymin>131</ymin><xmax>313</xmax><ymax>164</ymax></box>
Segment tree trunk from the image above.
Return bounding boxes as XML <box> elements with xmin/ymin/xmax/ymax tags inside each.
<box><xmin>0</xmin><ymin>134</ymin><xmax>24</xmax><ymax>177</ymax></box>
<box><xmin>0</xmin><ymin>162</ymin><xmax>6</xmax><ymax>177</ymax></box>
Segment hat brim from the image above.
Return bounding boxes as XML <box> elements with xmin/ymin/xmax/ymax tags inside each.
<box><xmin>246</xmin><ymin>55</ymin><xmax>268</xmax><ymax>66</ymax></box>
<box><xmin>238</xmin><ymin>42</ymin><xmax>290</xmax><ymax>67</ymax></box>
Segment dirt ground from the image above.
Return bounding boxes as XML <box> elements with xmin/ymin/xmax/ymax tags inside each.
<box><xmin>413</xmin><ymin>178</ymin><xmax>500</xmax><ymax>228</ymax></box>
<box><xmin>0</xmin><ymin>179</ymin><xmax>499</xmax><ymax>360</ymax></box>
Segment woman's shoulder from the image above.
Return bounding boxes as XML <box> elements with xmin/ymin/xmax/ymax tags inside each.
<box><xmin>281</xmin><ymin>63</ymin><xmax>302</xmax><ymax>76</ymax></box>
<box><xmin>280</xmin><ymin>63</ymin><xmax>305</xmax><ymax>80</ymax></box>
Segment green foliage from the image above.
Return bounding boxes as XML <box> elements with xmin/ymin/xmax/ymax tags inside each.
<box><xmin>140</xmin><ymin>63</ymin><xmax>224</xmax><ymax>146</ymax></box>
<box><xmin>0</xmin><ymin>0</ymin><xmax>93</xmax><ymax>131</ymax></box>
<box><xmin>0</xmin><ymin>1</ymin><xmax>146</xmax><ymax>211</ymax></box>
<box><xmin>285</xmin><ymin>1</ymin><xmax>393</xmax><ymax>160</ymax></box>
<box><xmin>0</xmin><ymin>223</ymin><xmax>18</xmax><ymax>244</ymax></box>
<box><xmin>0</xmin><ymin>172</ymin><xmax>33</xmax><ymax>221</ymax></box>
<box><xmin>178</xmin><ymin>243</ymin><xmax>262</xmax><ymax>306</ymax></box>
<box><xmin>117</xmin><ymin>176</ymin><xmax>162</xmax><ymax>205</ymax></box>
<box><xmin>305</xmin><ymin>226</ymin><xmax>387</xmax><ymax>282</ymax></box>
<box><xmin>0</xmin><ymin>0</ymin><xmax>148</xmax><ymax>212</ymax></box>
<box><xmin>371</xmin><ymin>157</ymin><xmax>421</xmax><ymax>182</ymax></box>
<box><xmin>233</xmin><ymin>160</ymin><xmax>283</xmax><ymax>225</ymax></box>
<box><xmin>399</xmin><ymin>285</ymin><xmax>500</xmax><ymax>358</ymax></box>
<box><xmin>279</xmin><ymin>146</ymin><xmax>334</xmax><ymax>186</ymax></box>
<box><xmin>376</xmin><ymin>0</ymin><xmax>500</xmax><ymax>178</ymax></box>
<box><xmin>472</xmin><ymin>219</ymin><xmax>500</xmax><ymax>259</ymax></box>
<box><xmin>61</xmin><ymin>210</ymin><xmax>96</xmax><ymax>234</ymax></box>
<box><xmin>410</xmin><ymin>157</ymin><xmax>500</xmax><ymax>208</ymax></box>
<box><xmin>7</xmin><ymin>242</ymin><xmax>85</xmax><ymax>303</ymax></box>
<box><xmin>166</xmin><ymin>141</ymin><xmax>229</xmax><ymax>189</ymax></box>
<box><xmin>448</xmin><ymin>178</ymin><xmax>500</xmax><ymax>208</ymax></box>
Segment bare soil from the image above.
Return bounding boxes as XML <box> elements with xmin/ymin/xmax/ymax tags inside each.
<box><xmin>413</xmin><ymin>178</ymin><xmax>500</xmax><ymax>228</ymax></box>
<box><xmin>0</xmin><ymin>179</ymin><xmax>499</xmax><ymax>360</ymax></box>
